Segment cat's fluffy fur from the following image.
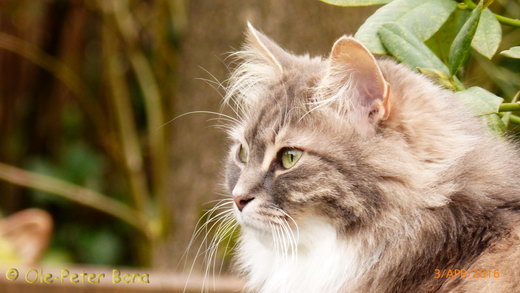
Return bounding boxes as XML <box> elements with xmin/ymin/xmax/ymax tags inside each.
<box><xmin>222</xmin><ymin>24</ymin><xmax>520</xmax><ymax>293</ymax></box>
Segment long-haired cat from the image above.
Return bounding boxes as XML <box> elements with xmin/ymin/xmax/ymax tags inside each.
<box><xmin>218</xmin><ymin>23</ymin><xmax>520</xmax><ymax>293</ymax></box>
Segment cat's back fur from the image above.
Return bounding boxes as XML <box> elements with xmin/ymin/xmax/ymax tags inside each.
<box><xmin>352</xmin><ymin>59</ymin><xmax>520</xmax><ymax>292</ymax></box>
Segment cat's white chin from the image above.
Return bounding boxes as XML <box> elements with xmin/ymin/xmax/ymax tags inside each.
<box><xmin>236</xmin><ymin>216</ymin><xmax>371</xmax><ymax>293</ymax></box>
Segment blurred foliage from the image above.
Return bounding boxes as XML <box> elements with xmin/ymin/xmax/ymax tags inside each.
<box><xmin>0</xmin><ymin>0</ymin><xmax>185</xmax><ymax>266</ymax></box>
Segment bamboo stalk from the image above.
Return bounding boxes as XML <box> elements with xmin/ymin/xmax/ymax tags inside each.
<box><xmin>102</xmin><ymin>23</ymin><xmax>151</xmax><ymax>216</ymax></box>
<box><xmin>111</xmin><ymin>0</ymin><xmax>170</xmax><ymax>236</ymax></box>
<box><xmin>129</xmin><ymin>54</ymin><xmax>169</xmax><ymax>218</ymax></box>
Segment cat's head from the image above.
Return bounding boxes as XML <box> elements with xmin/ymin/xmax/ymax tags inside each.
<box><xmin>223</xmin><ymin>24</ymin><xmax>449</xmax><ymax>241</ymax></box>
<box><xmin>224</xmin><ymin>23</ymin><xmax>394</xmax><ymax>235</ymax></box>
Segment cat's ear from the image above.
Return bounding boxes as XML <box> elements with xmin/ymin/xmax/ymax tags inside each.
<box><xmin>245</xmin><ymin>22</ymin><xmax>291</xmax><ymax>74</ymax></box>
<box><xmin>328</xmin><ymin>36</ymin><xmax>391</xmax><ymax>124</ymax></box>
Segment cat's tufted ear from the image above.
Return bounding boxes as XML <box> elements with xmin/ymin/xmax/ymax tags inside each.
<box><xmin>328</xmin><ymin>36</ymin><xmax>391</xmax><ymax>125</ymax></box>
<box><xmin>245</xmin><ymin>22</ymin><xmax>291</xmax><ymax>74</ymax></box>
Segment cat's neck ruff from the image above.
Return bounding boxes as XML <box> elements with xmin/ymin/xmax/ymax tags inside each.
<box><xmin>237</xmin><ymin>217</ymin><xmax>377</xmax><ymax>293</ymax></box>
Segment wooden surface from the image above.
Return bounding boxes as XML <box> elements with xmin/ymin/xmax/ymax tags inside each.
<box><xmin>0</xmin><ymin>265</ymin><xmax>243</xmax><ymax>292</ymax></box>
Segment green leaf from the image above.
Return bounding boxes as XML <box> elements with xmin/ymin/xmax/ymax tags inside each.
<box><xmin>454</xmin><ymin>87</ymin><xmax>505</xmax><ymax>134</ymax></box>
<box><xmin>484</xmin><ymin>114</ymin><xmax>507</xmax><ymax>135</ymax></box>
<box><xmin>426</xmin><ymin>8</ymin><xmax>471</xmax><ymax>63</ymax></box>
<box><xmin>355</xmin><ymin>0</ymin><xmax>457</xmax><ymax>54</ymax></box>
<box><xmin>378</xmin><ymin>22</ymin><xmax>448</xmax><ymax>72</ymax></box>
<box><xmin>472</xmin><ymin>8</ymin><xmax>502</xmax><ymax>59</ymax></box>
<box><xmin>500</xmin><ymin>46</ymin><xmax>520</xmax><ymax>59</ymax></box>
<box><xmin>455</xmin><ymin>87</ymin><xmax>503</xmax><ymax>114</ymax></box>
<box><xmin>448</xmin><ymin>2</ymin><xmax>483</xmax><ymax>76</ymax></box>
<box><xmin>319</xmin><ymin>0</ymin><xmax>392</xmax><ymax>6</ymax></box>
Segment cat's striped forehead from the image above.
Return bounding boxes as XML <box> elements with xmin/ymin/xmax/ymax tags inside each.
<box><xmin>228</xmin><ymin>69</ymin><xmax>318</xmax><ymax>139</ymax></box>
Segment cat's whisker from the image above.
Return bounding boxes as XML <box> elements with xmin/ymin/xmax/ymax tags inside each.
<box><xmin>211</xmin><ymin>220</ymin><xmax>237</xmax><ymax>284</ymax></box>
<box><xmin>203</xmin><ymin>197</ymin><xmax>234</xmax><ymax>204</ymax></box>
<box><xmin>274</xmin><ymin>223</ymin><xmax>283</xmax><ymax>261</ymax></box>
<box><xmin>198</xmin><ymin>212</ymin><xmax>234</xmax><ymax>292</ymax></box>
<box><xmin>268</xmin><ymin>222</ymin><xmax>278</xmax><ymax>258</ymax></box>
<box><xmin>198</xmin><ymin>210</ymin><xmax>234</xmax><ymax>257</ymax></box>
<box><xmin>198</xmin><ymin>66</ymin><xmax>227</xmax><ymax>91</ymax></box>
<box><xmin>206</xmin><ymin>118</ymin><xmax>239</xmax><ymax>128</ymax></box>
<box><xmin>281</xmin><ymin>223</ymin><xmax>291</xmax><ymax>264</ymax></box>
<box><xmin>208</xmin><ymin>123</ymin><xmax>239</xmax><ymax>133</ymax></box>
<box><xmin>183</xmin><ymin>206</ymin><xmax>234</xmax><ymax>293</ymax></box>
<box><xmin>220</xmin><ymin>94</ymin><xmax>246</xmax><ymax>122</ymax></box>
<box><xmin>283</xmin><ymin>221</ymin><xmax>295</xmax><ymax>264</ymax></box>
<box><xmin>202</xmin><ymin>214</ymin><xmax>236</xmax><ymax>292</ymax></box>
<box><xmin>274</xmin><ymin>223</ymin><xmax>289</xmax><ymax>264</ymax></box>
<box><xmin>206</xmin><ymin>119</ymin><xmax>242</xmax><ymax>133</ymax></box>
<box><xmin>195</xmin><ymin>76</ymin><xmax>223</xmax><ymax>88</ymax></box>
<box><xmin>272</xmin><ymin>223</ymin><xmax>282</xmax><ymax>261</ymax></box>
<box><xmin>278</xmin><ymin>225</ymin><xmax>289</xmax><ymax>263</ymax></box>
<box><xmin>187</xmin><ymin>201</ymin><xmax>234</xmax><ymax>248</ymax></box>
<box><xmin>218</xmin><ymin>223</ymin><xmax>239</xmax><ymax>276</ymax></box>
<box><xmin>161</xmin><ymin>110</ymin><xmax>240</xmax><ymax>128</ymax></box>
<box><xmin>285</xmin><ymin>220</ymin><xmax>299</xmax><ymax>262</ymax></box>
<box><xmin>207</xmin><ymin>117</ymin><xmax>239</xmax><ymax>126</ymax></box>
<box><xmin>195</xmin><ymin>77</ymin><xmax>226</xmax><ymax>100</ymax></box>
<box><xmin>209</xmin><ymin>124</ymin><xmax>237</xmax><ymax>133</ymax></box>
<box><xmin>280</xmin><ymin>218</ymin><xmax>297</xmax><ymax>263</ymax></box>
<box><xmin>278</xmin><ymin>208</ymin><xmax>300</xmax><ymax>245</ymax></box>
<box><xmin>268</xmin><ymin>206</ymin><xmax>299</xmax><ymax>263</ymax></box>
<box><xmin>180</xmin><ymin>199</ymin><xmax>233</xmax><ymax>268</ymax></box>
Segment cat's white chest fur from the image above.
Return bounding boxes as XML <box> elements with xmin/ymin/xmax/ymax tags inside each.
<box><xmin>237</xmin><ymin>217</ymin><xmax>369</xmax><ymax>293</ymax></box>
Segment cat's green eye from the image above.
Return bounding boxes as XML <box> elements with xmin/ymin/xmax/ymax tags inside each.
<box><xmin>238</xmin><ymin>144</ymin><xmax>249</xmax><ymax>163</ymax></box>
<box><xmin>281</xmin><ymin>148</ymin><xmax>303</xmax><ymax>169</ymax></box>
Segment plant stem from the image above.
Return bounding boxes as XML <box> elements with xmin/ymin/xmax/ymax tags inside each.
<box><xmin>501</xmin><ymin>90</ymin><xmax>520</xmax><ymax>127</ymax></box>
<box><xmin>0</xmin><ymin>162</ymin><xmax>150</xmax><ymax>238</ymax></box>
<box><xmin>495</xmin><ymin>14</ymin><xmax>520</xmax><ymax>27</ymax></box>
<box><xmin>499</xmin><ymin>102</ymin><xmax>520</xmax><ymax>112</ymax></box>
<box><xmin>499</xmin><ymin>112</ymin><xmax>520</xmax><ymax>125</ymax></box>
<box><xmin>464</xmin><ymin>0</ymin><xmax>520</xmax><ymax>27</ymax></box>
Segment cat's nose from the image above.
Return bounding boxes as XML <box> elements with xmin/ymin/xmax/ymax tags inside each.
<box><xmin>233</xmin><ymin>195</ymin><xmax>255</xmax><ymax>212</ymax></box>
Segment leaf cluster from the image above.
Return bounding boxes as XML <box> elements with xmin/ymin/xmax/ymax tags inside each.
<box><xmin>321</xmin><ymin>0</ymin><xmax>520</xmax><ymax>134</ymax></box>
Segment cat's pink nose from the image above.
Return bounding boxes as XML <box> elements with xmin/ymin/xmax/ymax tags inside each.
<box><xmin>234</xmin><ymin>195</ymin><xmax>255</xmax><ymax>212</ymax></box>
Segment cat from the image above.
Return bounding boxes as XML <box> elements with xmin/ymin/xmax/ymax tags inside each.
<box><xmin>219</xmin><ymin>23</ymin><xmax>520</xmax><ymax>293</ymax></box>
